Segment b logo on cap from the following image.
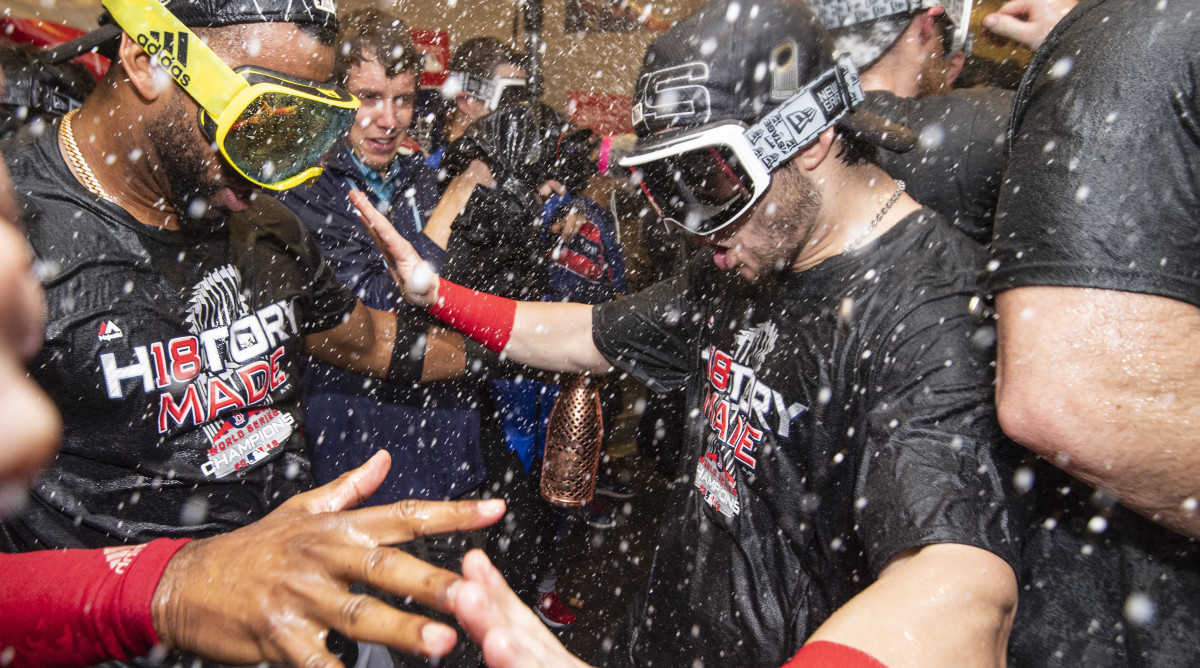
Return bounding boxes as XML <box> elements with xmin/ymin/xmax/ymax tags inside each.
<box><xmin>632</xmin><ymin>63</ymin><xmax>711</xmax><ymax>131</ymax></box>
<box><xmin>313</xmin><ymin>0</ymin><xmax>337</xmax><ymax>15</ymax></box>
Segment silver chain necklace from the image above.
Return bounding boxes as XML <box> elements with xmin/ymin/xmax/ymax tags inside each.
<box><xmin>846</xmin><ymin>179</ymin><xmax>905</xmax><ymax>252</ymax></box>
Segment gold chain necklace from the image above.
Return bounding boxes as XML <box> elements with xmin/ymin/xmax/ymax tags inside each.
<box><xmin>59</xmin><ymin>108</ymin><xmax>112</xmax><ymax>201</ymax></box>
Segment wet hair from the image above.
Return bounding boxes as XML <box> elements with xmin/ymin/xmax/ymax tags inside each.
<box><xmin>834</xmin><ymin>128</ymin><xmax>881</xmax><ymax>167</ymax></box>
<box><xmin>334</xmin><ymin>8</ymin><xmax>419</xmax><ymax>84</ymax></box>
<box><xmin>449</xmin><ymin>36</ymin><xmax>522</xmax><ymax>79</ymax></box>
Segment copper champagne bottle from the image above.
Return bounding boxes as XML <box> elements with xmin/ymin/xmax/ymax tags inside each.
<box><xmin>540</xmin><ymin>374</ymin><xmax>604</xmax><ymax>507</ymax></box>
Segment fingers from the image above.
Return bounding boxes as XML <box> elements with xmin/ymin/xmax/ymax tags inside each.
<box><xmin>321</xmin><ymin>545</ymin><xmax>463</xmax><ymax>614</ymax></box>
<box><xmin>336</xmin><ymin>498</ymin><xmax>507</xmax><ymax>547</ymax></box>
<box><xmin>982</xmin><ymin>13</ymin><xmax>1038</xmax><ymax>47</ymax></box>
<box><xmin>314</xmin><ymin>587</ymin><xmax>458</xmax><ymax>658</ymax></box>
<box><xmin>454</xmin><ymin>582</ymin><xmax>532</xmax><ymax>668</ymax></box>
<box><xmin>349</xmin><ymin>189</ymin><xmax>438</xmax><ymax>307</ymax></box>
<box><xmin>267</xmin><ymin>622</ymin><xmax>348</xmax><ymax>668</ymax></box>
<box><xmin>286</xmin><ymin>450</ymin><xmax>391</xmax><ymax>514</ymax></box>
<box><xmin>982</xmin><ymin>0</ymin><xmax>1073</xmax><ymax>50</ymax></box>
<box><xmin>453</xmin><ymin>550</ymin><xmax>589</xmax><ymax>668</ymax></box>
<box><xmin>350</xmin><ymin>190</ymin><xmax>404</xmax><ymax>268</ymax></box>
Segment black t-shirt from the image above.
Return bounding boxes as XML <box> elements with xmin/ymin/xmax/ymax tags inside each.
<box><xmin>987</xmin><ymin>1</ymin><xmax>1200</xmax><ymax>664</ymax></box>
<box><xmin>865</xmin><ymin>87</ymin><xmax>1013</xmax><ymax>245</ymax></box>
<box><xmin>1</xmin><ymin>125</ymin><xmax>357</xmax><ymax>550</ymax></box>
<box><xmin>592</xmin><ymin>210</ymin><xmax>1021</xmax><ymax>667</ymax></box>
<box><xmin>987</xmin><ymin>0</ymin><xmax>1200</xmax><ymax>305</ymax></box>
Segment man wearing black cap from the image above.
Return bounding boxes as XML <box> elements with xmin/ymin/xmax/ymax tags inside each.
<box><xmin>0</xmin><ymin>0</ymin><xmax>505</xmax><ymax>665</ymax></box>
<box><xmin>362</xmin><ymin>0</ymin><xmax>1022</xmax><ymax>665</ymax></box>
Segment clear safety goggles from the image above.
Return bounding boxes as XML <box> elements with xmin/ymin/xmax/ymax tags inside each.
<box><xmin>102</xmin><ymin>0</ymin><xmax>359</xmax><ymax>190</ymax></box>
<box><xmin>620</xmin><ymin>54</ymin><xmax>864</xmax><ymax>236</ymax></box>
<box><xmin>441</xmin><ymin>71</ymin><xmax>532</xmax><ymax>111</ymax></box>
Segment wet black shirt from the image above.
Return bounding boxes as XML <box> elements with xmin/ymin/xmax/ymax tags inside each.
<box><xmin>865</xmin><ymin>87</ymin><xmax>1013</xmax><ymax>245</ymax></box>
<box><xmin>593</xmin><ymin>210</ymin><xmax>1021</xmax><ymax>666</ymax></box>
<box><xmin>988</xmin><ymin>0</ymin><xmax>1200</xmax><ymax>305</ymax></box>
<box><xmin>988</xmin><ymin>1</ymin><xmax>1200</xmax><ymax>664</ymax></box>
<box><xmin>1</xmin><ymin>125</ymin><xmax>357</xmax><ymax>550</ymax></box>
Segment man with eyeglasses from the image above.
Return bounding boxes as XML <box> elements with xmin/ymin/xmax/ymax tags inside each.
<box><xmin>0</xmin><ymin>0</ymin><xmax>504</xmax><ymax>664</ymax></box>
<box><xmin>808</xmin><ymin>0</ymin><xmax>1013</xmax><ymax>245</ymax></box>
<box><xmin>361</xmin><ymin>0</ymin><xmax>1023</xmax><ymax>665</ymax></box>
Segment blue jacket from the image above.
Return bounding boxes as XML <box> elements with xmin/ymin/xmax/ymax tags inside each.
<box><xmin>541</xmin><ymin>193</ymin><xmax>628</xmax><ymax>303</ymax></box>
<box><xmin>279</xmin><ymin>145</ymin><xmax>486</xmax><ymax>503</ymax></box>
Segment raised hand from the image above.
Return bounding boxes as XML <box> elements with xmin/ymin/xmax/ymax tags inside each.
<box><xmin>152</xmin><ymin>451</ymin><xmax>506</xmax><ymax>668</ymax></box>
<box><xmin>350</xmin><ymin>189</ymin><xmax>440</xmax><ymax>308</ymax></box>
<box><xmin>450</xmin><ymin>549</ymin><xmax>593</xmax><ymax>668</ymax></box>
<box><xmin>983</xmin><ymin>0</ymin><xmax>1077</xmax><ymax>50</ymax></box>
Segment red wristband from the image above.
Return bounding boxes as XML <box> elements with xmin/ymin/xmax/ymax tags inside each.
<box><xmin>782</xmin><ymin>641</ymin><xmax>889</xmax><ymax>668</ymax></box>
<box><xmin>428</xmin><ymin>278</ymin><xmax>517</xmax><ymax>353</ymax></box>
<box><xmin>0</xmin><ymin>538</ymin><xmax>191</xmax><ymax>668</ymax></box>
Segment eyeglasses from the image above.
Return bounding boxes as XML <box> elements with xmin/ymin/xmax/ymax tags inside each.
<box><xmin>619</xmin><ymin>54</ymin><xmax>864</xmax><ymax>236</ymax></box>
<box><xmin>103</xmin><ymin>0</ymin><xmax>359</xmax><ymax>190</ymax></box>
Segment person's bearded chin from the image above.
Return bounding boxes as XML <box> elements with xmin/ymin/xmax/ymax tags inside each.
<box><xmin>146</xmin><ymin>103</ymin><xmax>234</xmax><ymax>235</ymax></box>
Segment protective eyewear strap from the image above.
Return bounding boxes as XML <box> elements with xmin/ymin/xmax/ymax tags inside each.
<box><xmin>815</xmin><ymin>0</ymin><xmax>971</xmax><ymax>55</ymax></box>
<box><xmin>746</xmin><ymin>54</ymin><xmax>864</xmax><ymax>172</ymax></box>
<box><xmin>102</xmin><ymin>0</ymin><xmax>249</xmax><ymax>116</ymax></box>
<box><xmin>460</xmin><ymin>72</ymin><xmax>497</xmax><ymax>104</ymax></box>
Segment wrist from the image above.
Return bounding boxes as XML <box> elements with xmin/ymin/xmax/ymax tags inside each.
<box><xmin>427</xmin><ymin>279</ymin><xmax>517</xmax><ymax>353</ymax></box>
<box><xmin>783</xmin><ymin>641</ymin><xmax>888</xmax><ymax>668</ymax></box>
<box><xmin>150</xmin><ymin>538</ymin><xmax>199</xmax><ymax>651</ymax></box>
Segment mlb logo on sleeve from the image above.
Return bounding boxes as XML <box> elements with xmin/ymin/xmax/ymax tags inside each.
<box><xmin>98</xmin><ymin>320</ymin><xmax>124</xmax><ymax>342</ymax></box>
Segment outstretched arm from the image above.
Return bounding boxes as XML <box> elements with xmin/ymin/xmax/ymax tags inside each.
<box><xmin>0</xmin><ymin>452</ymin><xmax>506</xmax><ymax>668</ymax></box>
<box><xmin>351</xmin><ymin>190</ymin><xmax>612</xmax><ymax>375</ymax></box>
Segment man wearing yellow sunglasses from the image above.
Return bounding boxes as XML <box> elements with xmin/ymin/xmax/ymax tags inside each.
<box><xmin>0</xmin><ymin>0</ymin><xmax>501</xmax><ymax>665</ymax></box>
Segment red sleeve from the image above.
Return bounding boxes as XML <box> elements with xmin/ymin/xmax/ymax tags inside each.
<box><xmin>0</xmin><ymin>538</ymin><xmax>191</xmax><ymax>668</ymax></box>
<box><xmin>782</xmin><ymin>641</ymin><xmax>889</xmax><ymax>668</ymax></box>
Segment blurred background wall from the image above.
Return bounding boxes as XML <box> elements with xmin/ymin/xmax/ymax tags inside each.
<box><xmin>5</xmin><ymin>0</ymin><xmax>1032</xmax><ymax>114</ymax></box>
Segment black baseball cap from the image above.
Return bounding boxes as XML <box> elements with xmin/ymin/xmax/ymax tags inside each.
<box><xmin>47</xmin><ymin>0</ymin><xmax>339</xmax><ymax>65</ymax></box>
<box><xmin>630</xmin><ymin>0</ymin><xmax>914</xmax><ymax>153</ymax></box>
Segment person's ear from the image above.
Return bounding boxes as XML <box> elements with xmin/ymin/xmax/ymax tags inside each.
<box><xmin>799</xmin><ymin>127</ymin><xmax>836</xmax><ymax>171</ymax></box>
<box><xmin>944</xmin><ymin>49</ymin><xmax>966</xmax><ymax>87</ymax></box>
<box><xmin>918</xmin><ymin>8</ymin><xmax>941</xmax><ymax>43</ymax></box>
<box><xmin>117</xmin><ymin>32</ymin><xmax>171</xmax><ymax>100</ymax></box>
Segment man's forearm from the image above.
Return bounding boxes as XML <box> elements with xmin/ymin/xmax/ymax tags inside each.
<box><xmin>996</xmin><ymin>287</ymin><xmax>1200</xmax><ymax>538</ymax></box>
<box><xmin>426</xmin><ymin>279</ymin><xmax>611</xmax><ymax>375</ymax></box>
<box><xmin>806</xmin><ymin>544</ymin><xmax>1017</xmax><ymax>668</ymax></box>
